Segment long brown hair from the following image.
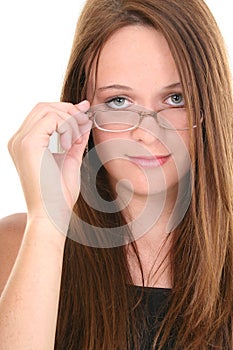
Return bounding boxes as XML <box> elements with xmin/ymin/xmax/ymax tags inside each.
<box><xmin>55</xmin><ymin>0</ymin><xmax>233</xmax><ymax>348</ymax></box>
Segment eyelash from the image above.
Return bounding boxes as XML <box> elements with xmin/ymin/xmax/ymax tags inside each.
<box><xmin>105</xmin><ymin>93</ymin><xmax>185</xmax><ymax>109</ymax></box>
<box><xmin>105</xmin><ymin>96</ymin><xmax>132</xmax><ymax>109</ymax></box>
<box><xmin>166</xmin><ymin>93</ymin><xmax>185</xmax><ymax>107</ymax></box>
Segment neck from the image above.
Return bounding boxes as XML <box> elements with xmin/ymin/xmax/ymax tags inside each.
<box><xmin>119</xmin><ymin>183</ymin><xmax>177</xmax><ymax>237</ymax></box>
<box><xmin>115</xmin><ymin>185</ymin><xmax>177</xmax><ymax>288</ymax></box>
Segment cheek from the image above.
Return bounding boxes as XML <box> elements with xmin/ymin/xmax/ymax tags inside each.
<box><xmin>92</xmin><ymin>128</ymin><xmax>131</xmax><ymax>145</ymax></box>
<box><xmin>91</xmin><ymin>130</ymin><xmax>127</xmax><ymax>171</ymax></box>
<box><xmin>173</xmin><ymin>132</ymin><xmax>191</xmax><ymax>180</ymax></box>
<box><xmin>92</xmin><ymin>129</ymin><xmax>132</xmax><ymax>160</ymax></box>
<box><xmin>180</xmin><ymin>132</ymin><xmax>191</xmax><ymax>151</ymax></box>
<box><xmin>92</xmin><ymin>128</ymin><xmax>109</xmax><ymax>145</ymax></box>
<box><xmin>161</xmin><ymin>130</ymin><xmax>191</xmax><ymax>183</ymax></box>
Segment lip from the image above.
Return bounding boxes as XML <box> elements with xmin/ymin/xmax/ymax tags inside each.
<box><xmin>126</xmin><ymin>154</ymin><xmax>171</xmax><ymax>169</ymax></box>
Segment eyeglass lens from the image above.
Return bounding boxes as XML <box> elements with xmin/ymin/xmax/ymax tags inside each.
<box><xmin>93</xmin><ymin>108</ymin><xmax>192</xmax><ymax>131</ymax></box>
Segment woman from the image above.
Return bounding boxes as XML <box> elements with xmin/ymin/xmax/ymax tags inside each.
<box><xmin>0</xmin><ymin>0</ymin><xmax>232</xmax><ymax>349</ymax></box>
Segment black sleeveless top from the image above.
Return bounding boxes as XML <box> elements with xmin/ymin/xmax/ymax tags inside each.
<box><xmin>129</xmin><ymin>285</ymin><xmax>173</xmax><ymax>349</ymax></box>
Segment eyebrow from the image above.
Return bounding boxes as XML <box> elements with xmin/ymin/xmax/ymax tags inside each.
<box><xmin>161</xmin><ymin>82</ymin><xmax>182</xmax><ymax>91</ymax></box>
<box><xmin>97</xmin><ymin>84</ymin><xmax>133</xmax><ymax>92</ymax></box>
<box><xmin>97</xmin><ymin>82</ymin><xmax>182</xmax><ymax>92</ymax></box>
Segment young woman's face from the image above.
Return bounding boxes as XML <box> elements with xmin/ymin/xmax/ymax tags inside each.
<box><xmin>88</xmin><ymin>25</ymin><xmax>191</xmax><ymax>198</ymax></box>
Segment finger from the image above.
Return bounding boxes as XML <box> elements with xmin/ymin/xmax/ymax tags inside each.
<box><xmin>27</xmin><ymin>110</ymin><xmax>92</xmax><ymax>152</ymax></box>
<box><xmin>8</xmin><ymin>101</ymin><xmax>91</xmax><ymax>162</ymax></box>
<box><xmin>53</xmin><ymin>126</ymin><xmax>92</xmax><ymax>204</ymax></box>
<box><xmin>9</xmin><ymin>112</ymin><xmax>73</xmax><ymax>160</ymax></box>
<box><xmin>10</xmin><ymin>108</ymin><xmax>89</xmax><ymax>154</ymax></box>
<box><xmin>74</xmin><ymin>100</ymin><xmax>90</xmax><ymax>112</ymax></box>
<box><xmin>59</xmin><ymin>115</ymin><xmax>93</xmax><ymax>151</ymax></box>
<box><xmin>64</xmin><ymin>123</ymin><xmax>92</xmax><ymax>166</ymax></box>
<box><xmin>12</xmin><ymin>101</ymin><xmax>90</xmax><ymax>138</ymax></box>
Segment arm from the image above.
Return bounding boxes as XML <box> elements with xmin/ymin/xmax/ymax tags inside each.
<box><xmin>0</xmin><ymin>213</ymin><xmax>26</xmax><ymax>295</ymax></box>
<box><xmin>0</xmin><ymin>101</ymin><xmax>91</xmax><ymax>349</ymax></box>
<box><xmin>0</xmin><ymin>215</ymin><xmax>65</xmax><ymax>350</ymax></box>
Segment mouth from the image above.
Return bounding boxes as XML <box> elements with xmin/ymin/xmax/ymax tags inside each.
<box><xmin>125</xmin><ymin>154</ymin><xmax>171</xmax><ymax>169</ymax></box>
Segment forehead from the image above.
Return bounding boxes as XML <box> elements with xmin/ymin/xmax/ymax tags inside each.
<box><xmin>93</xmin><ymin>25</ymin><xmax>179</xmax><ymax>90</ymax></box>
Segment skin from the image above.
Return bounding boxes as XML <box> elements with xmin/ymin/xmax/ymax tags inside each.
<box><xmin>90</xmin><ymin>25</ymin><xmax>190</xmax><ymax>195</ymax></box>
<box><xmin>0</xmin><ymin>100</ymin><xmax>92</xmax><ymax>348</ymax></box>
<box><xmin>0</xmin><ymin>25</ymin><xmax>193</xmax><ymax>348</ymax></box>
<box><xmin>88</xmin><ymin>26</ymin><xmax>192</xmax><ymax>286</ymax></box>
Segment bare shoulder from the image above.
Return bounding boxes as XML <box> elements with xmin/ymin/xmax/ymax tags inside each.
<box><xmin>0</xmin><ymin>213</ymin><xmax>27</xmax><ymax>295</ymax></box>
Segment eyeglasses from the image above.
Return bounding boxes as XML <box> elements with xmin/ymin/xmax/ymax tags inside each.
<box><xmin>85</xmin><ymin>104</ymin><xmax>197</xmax><ymax>132</ymax></box>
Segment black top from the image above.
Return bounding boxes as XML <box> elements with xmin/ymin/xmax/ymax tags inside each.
<box><xmin>129</xmin><ymin>285</ymin><xmax>173</xmax><ymax>349</ymax></box>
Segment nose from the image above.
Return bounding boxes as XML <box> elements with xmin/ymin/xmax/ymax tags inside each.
<box><xmin>130</xmin><ymin>115</ymin><xmax>163</xmax><ymax>145</ymax></box>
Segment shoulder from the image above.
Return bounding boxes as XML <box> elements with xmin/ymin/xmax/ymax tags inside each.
<box><xmin>0</xmin><ymin>213</ymin><xmax>27</xmax><ymax>295</ymax></box>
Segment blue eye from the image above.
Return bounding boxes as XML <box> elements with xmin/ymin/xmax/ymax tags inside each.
<box><xmin>167</xmin><ymin>93</ymin><xmax>184</xmax><ymax>107</ymax></box>
<box><xmin>105</xmin><ymin>97</ymin><xmax>132</xmax><ymax>109</ymax></box>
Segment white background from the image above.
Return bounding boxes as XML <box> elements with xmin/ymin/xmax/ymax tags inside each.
<box><xmin>0</xmin><ymin>0</ymin><xmax>232</xmax><ymax>218</ymax></box>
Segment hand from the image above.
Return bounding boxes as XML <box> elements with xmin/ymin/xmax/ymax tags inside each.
<box><xmin>8</xmin><ymin>100</ymin><xmax>92</xmax><ymax>233</ymax></box>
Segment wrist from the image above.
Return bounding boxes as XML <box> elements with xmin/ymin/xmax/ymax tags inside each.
<box><xmin>25</xmin><ymin>212</ymin><xmax>70</xmax><ymax>249</ymax></box>
<box><xmin>27</xmin><ymin>206</ymin><xmax>72</xmax><ymax>232</ymax></box>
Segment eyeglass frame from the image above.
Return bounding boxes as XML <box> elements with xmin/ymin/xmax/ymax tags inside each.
<box><xmin>85</xmin><ymin>104</ymin><xmax>198</xmax><ymax>132</ymax></box>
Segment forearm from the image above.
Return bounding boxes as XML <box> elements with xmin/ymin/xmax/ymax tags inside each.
<box><xmin>0</xmin><ymin>218</ymin><xmax>66</xmax><ymax>350</ymax></box>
